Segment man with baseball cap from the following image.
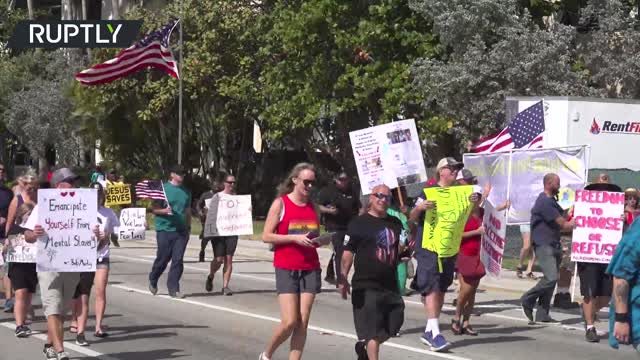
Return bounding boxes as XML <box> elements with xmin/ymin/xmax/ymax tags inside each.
<box><xmin>148</xmin><ymin>164</ymin><xmax>192</xmax><ymax>298</ymax></box>
<box><xmin>409</xmin><ymin>157</ymin><xmax>479</xmax><ymax>352</ymax></box>
<box><xmin>23</xmin><ymin>168</ymin><xmax>101</xmax><ymax>360</ymax></box>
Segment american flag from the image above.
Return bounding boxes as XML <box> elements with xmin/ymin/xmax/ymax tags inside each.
<box><xmin>75</xmin><ymin>20</ymin><xmax>180</xmax><ymax>86</ymax></box>
<box><xmin>135</xmin><ymin>180</ymin><xmax>167</xmax><ymax>201</ymax></box>
<box><xmin>472</xmin><ymin>101</ymin><xmax>545</xmax><ymax>153</ymax></box>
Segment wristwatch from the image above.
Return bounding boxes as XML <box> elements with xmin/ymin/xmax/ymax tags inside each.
<box><xmin>615</xmin><ymin>312</ymin><xmax>629</xmax><ymax>322</ymax></box>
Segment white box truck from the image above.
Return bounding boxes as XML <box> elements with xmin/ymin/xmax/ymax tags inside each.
<box><xmin>506</xmin><ymin>96</ymin><xmax>640</xmax><ymax>188</ymax></box>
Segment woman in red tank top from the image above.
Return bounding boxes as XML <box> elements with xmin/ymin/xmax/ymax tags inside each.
<box><xmin>259</xmin><ymin>163</ymin><xmax>330</xmax><ymax>360</ymax></box>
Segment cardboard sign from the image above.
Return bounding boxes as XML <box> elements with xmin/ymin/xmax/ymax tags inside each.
<box><xmin>480</xmin><ymin>201</ymin><xmax>507</xmax><ymax>277</ymax></box>
<box><xmin>349</xmin><ymin>119</ymin><xmax>427</xmax><ymax>195</ymax></box>
<box><xmin>421</xmin><ymin>186</ymin><xmax>474</xmax><ymax>257</ymax></box>
<box><xmin>117</xmin><ymin>207</ymin><xmax>146</xmax><ymax>240</ymax></box>
<box><xmin>204</xmin><ymin>194</ymin><xmax>253</xmax><ymax>237</ymax></box>
<box><xmin>105</xmin><ymin>184</ymin><xmax>132</xmax><ymax>207</ymax></box>
<box><xmin>37</xmin><ymin>188</ymin><xmax>98</xmax><ymax>272</ymax></box>
<box><xmin>6</xmin><ymin>233</ymin><xmax>37</xmax><ymax>263</ymax></box>
<box><xmin>570</xmin><ymin>190</ymin><xmax>625</xmax><ymax>263</ymax></box>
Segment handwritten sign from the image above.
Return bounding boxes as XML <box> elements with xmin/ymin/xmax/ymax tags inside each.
<box><xmin>349</xmin><ymin>119</ymin><xmax>427</xmax><ymax>195</ymax></box>
<box><xmin>204</xmin><ymin>194</ymin><xmax>253</xmax><ymax>237</ymax></box>
<box><xmin>421</xmin><ymin>186</ymin><xmax>473</xmax><ymax>257</ymax></box>
<box><xmin>105</xmin><ymin>184</ymin><xmax>131</xmax><ymax>207</ymax></box>
<box><xmin>117</xmin><ymin>208</ymin><xmax>146</xmax><ymax>240</ymax></box>
<box><xmin>571</xmin><ymin>190</ymin><xmax>625</xmax><ymax>263</ymax></box>
<box><xmin>6</xmin><ymin>233</ymin><xmax>37</xmax><ymax>263</ymax></box>
<box><xmin>37</xmin><ymin>189</ymin><xmax>98</xmax><ymax>272</ymax></box>
<box><xmin>480</xmin><ymin>201</ymin><xmax>507</xmax><ymax>277</ymax></box>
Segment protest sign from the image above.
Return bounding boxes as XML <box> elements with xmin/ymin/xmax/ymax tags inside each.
<box><xmin>5</xmin><ymin>233</ymin><xmax>37</xmax><ymax>263</ymax></box>
<box><xmin>37</xmin><ymin>188</ymin><xmax>98</xmax><ymax>272</ymax></box>
<box><xmin>421</xmin><ymin>186</ymin><xmax>473</xmax><ymax>257</ymax></box>
<box><xmin>117</xmin><ymin>207</ymin><xmax>146</xmax><ymax>241</ymax></box>
<box><xmin>349</xmin><ymin>119</ymin><xmax>427</xmax><ymax>195</ymax></box>
<box><xmin>480</xmin><ymin>201</ymin><xmax>507</xmax><ymax>277</ymax></box>
<box><xmin>204</xmin><ymin>194</ymin><xmax>253</xmax><ymax>237</ymax></box>
<box><xmin>464</xmin><ymin>146</ymin><xmax>588</xmax><ymax>224</ymax></box>
<box><xmin>570</xmin><ymin>190</ymin><xmax>624</xmax><ymax>264</ymax></box>
<box><xmin>105</xmin><ymin>184</ymin><xmax>131</xmax><ymax>207</ymax></box>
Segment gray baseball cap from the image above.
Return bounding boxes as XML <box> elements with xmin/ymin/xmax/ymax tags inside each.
<box><xmin>50</xmin><ymin>168</ymin><xmax>80</xmax><ymax>187</ymax></box>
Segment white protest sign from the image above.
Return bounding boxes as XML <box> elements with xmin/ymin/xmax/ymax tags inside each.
<box><xmin>204</xmin><ymin>194</ymin><xmax>253</xmax><ymax>237</ymax></box>
<box><xmin>37</xmin><ymin>188</ymin><xmax>98</xmax><ymax>272</ymax></box>
<box><xmin>349</xmin><ymin>119</ymin><xmax>427</xmax><ymax>195</ymax></box>
<box><xmin>6</xmin><ymin>233</ymin><xmax>36</xmax><ymax>263</ymax></box>
<box><xmin>570</xmin><ymin>190</ymin><xmax>625</xmax><ymax>264</ymax></box>
<box><xmin>117</xmin><ymin>208</ymin><xmax>146</xmax><ymax>241</ymax></box>
<box><xmin>464</xmin><ymin>146</ymin><xmax>588</xmax><ymax>224</ymax></box>
<box><xmin>480</xmin><ymin>201</ymin><xmax>507</xmax><ymax>277</ymax></box>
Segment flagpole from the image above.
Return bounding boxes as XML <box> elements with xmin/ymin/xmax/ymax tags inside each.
<box><xmin>177</xmin><ymin>0</ymin><xmax>184</xmax><ymax>165</ymax></box>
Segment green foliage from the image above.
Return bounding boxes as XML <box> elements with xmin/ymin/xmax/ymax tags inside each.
<box><xmin>258</xmin><ymin>0</ymin><xmax>439</xmax><ymax>169</ymax></box>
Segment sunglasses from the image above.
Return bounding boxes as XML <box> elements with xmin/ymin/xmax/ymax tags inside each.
<box><xmin>225</xmin><ymin>181</ymin><xmax>236</xmax><ymax>184</ymax></box>
<box><xmin>300</xmin><ymin>179</ymin><xmax>315</xmax><ymax>187</ymax></box>
<box><xmin>372</xmin><ymin>192</ymin><xmax>392</xmax><ymax>202</ymax></box>
<box><xmin>0</xmin><ymin>168</ymin><xmax>4</xmax><ymax>171</ymax></box>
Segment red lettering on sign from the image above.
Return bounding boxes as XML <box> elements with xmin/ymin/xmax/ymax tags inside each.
<box><xmin>575</xmin><ymin>215</ymin><xmax>622</xmax><ymax>231</ymax></box>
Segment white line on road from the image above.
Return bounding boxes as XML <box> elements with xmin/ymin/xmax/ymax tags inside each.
<box><xmin>111</xmin><ymin>284</ymin><xmax>472</xmax><ymax>360</ymax></box>
<box><xmin>112</xmin><ymin>254</ymin><xmax>591</xmax><ymax>332</ymax></box>
<box><xmin>0</xmin><ymin>322</ymin><xmax>114</xmax><ymax>359</ymax></box>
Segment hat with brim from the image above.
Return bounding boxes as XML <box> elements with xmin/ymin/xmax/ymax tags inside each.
<box><xmin>169</xmin><ymin>164</ymin><xmax>186</xmax><ymax>176</ymax></box>
<box><xmin>436</xmin><ymin>157</ymin><xmax>464</xmax><ymax>172</ymax></box>
<box><xmin>456</xmin><ymin>168</ymin><xmax>476</xmax><ymax>182</ymax></box>
<box><xmin>50</xmin><ymin>168</ymin><xmax>80</xmax><ymax>187</ymax></box>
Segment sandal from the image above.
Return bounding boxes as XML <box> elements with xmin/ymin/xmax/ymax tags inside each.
<box><xmin>516</xmin><ymin>266</ymin><xmax>525</xmax><ymax>279</ymax></box>
<box><xmin>94</xmin><ymin>330</ymin><xmax>109</xmax><ymax>338</ymax></box>
<box><xmin>451</xmin><ymin>319</ymin><xmax>462</xmax><ymax>335</ymax></box>
<box><xmin>462</xmin><ymin>324</ymin><xmax>478</xmax><ymax>336</ymax></box>
<box><xmin>526</xmin><ymin>272</ymin><xmax>538</xmax><ymax>280</ymax></box>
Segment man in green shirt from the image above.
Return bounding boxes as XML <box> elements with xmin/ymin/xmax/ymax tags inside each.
<box><xmin>148</xmin><ymin>165</ymin><xmax>192</xmax><ymax>298</ymax></box>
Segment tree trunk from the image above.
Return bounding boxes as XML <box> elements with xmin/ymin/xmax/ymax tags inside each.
<box><xmin>111</xmin><ymin>0</ymin><xmax>119</xmax><ymax>19</ymax></box>
<box><xmin>26</xmin><ymin>0</ymin><xmax>33</xmax><ymax>19</ymax></box>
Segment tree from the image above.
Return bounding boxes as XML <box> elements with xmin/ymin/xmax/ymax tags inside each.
<box><xmin>577</xmin><ymin>0</ymin><xmax>640</xmax><ymax>98</ymax></box>
<box><xmin>70</xmin><ymin>0</ymin><xmax>265</xmax><ymax>178</ymax></box>
<box><xmin>3</xmin><ymin>51</ymin><xmax>82</xmax><ymax>175</ymax></box>
<box><xmin>257</xmin><ymin>0</ymin><xmax>439</xmax><ymax>172</ymax></box>
<box><xmin>409</xmin><ymin>0</ymin><xmax>598</xmax><ymax>151</ymax></box>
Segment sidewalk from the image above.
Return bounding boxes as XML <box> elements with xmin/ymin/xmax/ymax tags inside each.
<box><xmin>140</xmin><ymin>231</ymin><xmax>543</xmax><ymax>295</ymax></box>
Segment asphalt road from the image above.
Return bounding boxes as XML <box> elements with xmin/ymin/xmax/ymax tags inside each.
<box><xmin>0</xmin><ymin>239</ymin><xmax>637</xmax><ymax>360</ymax></box>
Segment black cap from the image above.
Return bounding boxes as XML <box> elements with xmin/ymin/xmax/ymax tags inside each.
<box><xmin>170</xmin><ymin>164</ymin><xmax>186</xmax><ymax>176</ymax></box>
<box><xmin>457</xmin><ymin>169</ymin><xmax>477</xmax><ymax>182</ymax></box>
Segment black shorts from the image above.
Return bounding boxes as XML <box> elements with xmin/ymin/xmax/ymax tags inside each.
<box><xmin>8</xmin><ymin>263</ymin><xmax>38</xmax><ymax>293</ymax></box>
<box><xmin>73</xmin><ymin>272</ymin><xmax>96</xmax><ymax>298</ymax></box>
<box><xmin>275</xmin><ymin>268</ymin><xmax>322</xmax><ymax>295</ymax></box>
<box><xmin>414</xmin><ymin>247</ymin><xmax>456</xmax><ymax>295</ymax></box>
<box><xmin>578</xmin><ymin>262</ymin><xmax>612</xmax><ymax>298</ymax></box>
<box><xmin>209</xmin><ymin>236</ymin><xmax>238</xmax><ymax>258</ymax></box>
<box><xmin>352</xmin><ymin>288</ymin><xmax>404</xmax><ymax>343</ymax></box>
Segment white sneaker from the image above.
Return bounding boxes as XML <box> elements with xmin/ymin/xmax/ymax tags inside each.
<box><xmin>57</xmin><ymin>351</ymin><xmax>70</xmax><ymax>360</ymax></box>
<box><xmin>258</xmin><ymin>353</ymin><xmax>270</xmax><ymax>360</ymax></box>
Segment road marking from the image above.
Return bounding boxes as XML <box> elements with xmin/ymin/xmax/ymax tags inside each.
<box><xmin>111</xmin><ymin>284</ymin><xmax>472</xmax><ymax>360</ymax></box>
<box><xmin>0</xmin><ymin>322</ymin><xmax>115</xmax><ymax>359</ymax></box>
<box><xmin>112</xmin><ymin>254</ymin><xmax>593</xmax><ymax>332</ymax></box>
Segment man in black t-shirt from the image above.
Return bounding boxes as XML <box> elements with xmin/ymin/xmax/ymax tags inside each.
<box><xmin>340</xmin><ymin>184</ymin><xmax>406</xmax><ymax>360</ymax></box>
<box><xmin>318</xmin><ymin>172</ymin><xmax>361</xmax><ymax>284</ymax></box>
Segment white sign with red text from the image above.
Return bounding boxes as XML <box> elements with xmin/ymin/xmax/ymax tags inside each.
<box><xmin>480</xmin><ymin>201</ymin><xmax>507</xmax><ymax>277</ymax></box>
<box><xmin>204</xmin><ymin>194</ymin><xmax>253</xmax><ymax>237</ymax></box>
<box><xmin>570</xmin><ymin>190</ymin><xmax>624</xmax><ymax>264</ymax></box>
